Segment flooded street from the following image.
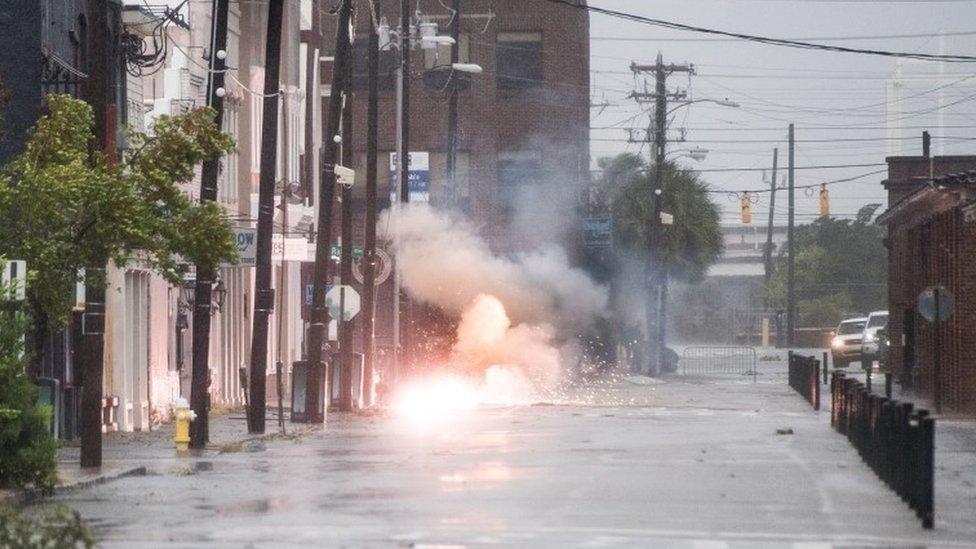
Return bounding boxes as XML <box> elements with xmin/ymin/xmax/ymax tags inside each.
<box><xmin>50</xmin><ymin>365</ymin><xmax>976</xmax><ymax>547</ymax></box>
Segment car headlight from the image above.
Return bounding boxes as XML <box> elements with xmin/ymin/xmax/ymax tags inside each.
<box><xmin>864</xmin><ymin>333</ymin><xmax>874</xmax><ymax>342</ymax></box>
<box><xmin>832</xmin><ymin>337</ymin><xmax>844</xmax><ymax>349</ymax></box>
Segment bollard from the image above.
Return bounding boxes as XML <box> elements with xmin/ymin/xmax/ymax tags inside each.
<box><xmin>172</xmin><ymin>397</ymin><xmax>197</xmax><ymax>453</ymax></box>
<box><xmin>813</xmin><ymin>358</ymin><xmax>821</xmax><ymax>411</ymax></box>
<box><xmin>885</xmin><ymin>372</ymin><xmax>893</xmax><ymax>399</ymax></box>
<box><xmin>823</xmin><ymin>351</ymin><xmax>829</xmax><ymax>385</ymax></box>
<box><xmin>918</xmin><ymin>415</ymin><xmax>935</xmax><ymax>529</ymax></box>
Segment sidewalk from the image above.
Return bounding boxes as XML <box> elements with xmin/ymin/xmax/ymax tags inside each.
<box><xmin>2</xmin><ymin>408</ymin><xmax>311</xmax><ymax>506</ymax></box>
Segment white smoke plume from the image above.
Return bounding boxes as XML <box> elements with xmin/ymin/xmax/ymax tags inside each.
<box><xmin>382</xmin><ymin>203</ymin><xmax>608</xmax><ymax>331</ymax></box>
<box><xmin>381</xmin><ymin>203</ymin><xmax>609</xmax><ymax>398</ymax></box>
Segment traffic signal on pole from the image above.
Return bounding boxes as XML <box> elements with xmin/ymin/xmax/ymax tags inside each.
<box><xmin>820</xmin><ymin>184</ymin><xmax>829</xmax><ymax>217</ymax></box>
<box><xmin>741</xmin><ymin>192</ymin><xmax>751</xmax><ymax>224</ymax></box>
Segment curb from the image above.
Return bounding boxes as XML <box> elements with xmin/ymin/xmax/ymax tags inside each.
<box><xmin>1</xmin><ymin>466</ymin><xmax>148</xmax><ymax>508</ymax></box>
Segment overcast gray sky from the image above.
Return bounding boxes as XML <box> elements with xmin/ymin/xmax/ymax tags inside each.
<box><xmin>588</xmin><ymin>0</ymin><xmax>976</xmax><ymax>225</ymax></box>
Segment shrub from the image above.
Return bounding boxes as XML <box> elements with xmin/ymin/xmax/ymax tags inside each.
<box><xmin>0</xmin><ymin>504</ymin><xmax>94</xmax><ymax>548</ymax></box>
<box><xmin>0</xmin><ymin>271</ymin><xmax>58</xmax><ymax>490</ymax></box>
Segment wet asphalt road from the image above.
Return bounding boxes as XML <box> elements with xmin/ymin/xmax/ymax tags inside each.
<box><xmin>50</xmin><ymin>368</ymin><xmax>976</xmax><ymax>548</ymax></box>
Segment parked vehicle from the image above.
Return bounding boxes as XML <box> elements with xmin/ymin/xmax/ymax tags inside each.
<box><xmin>831</xmin><ymin>317</ymin><xmax>867</xmax><ymax>368</ymax></box>
<box><xmin>860</xmin><ymin>310</ymin><xmax>889</xmax><ymax>368</ymax></box>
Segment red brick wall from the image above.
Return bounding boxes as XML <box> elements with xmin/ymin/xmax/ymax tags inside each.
<box><xmin>321</xmin><ymin>0</ymin><xmax>590</xmax><ymax>252</ymax></box>
<box><xmin>887</xmin><ymin>208</ymin><xmax>976</xmax><ymax>414</ymax></box>
<box><xmin>884</xmin><ymin>156</ymin><xmax>976</xmax><ymax>205</ymax></box>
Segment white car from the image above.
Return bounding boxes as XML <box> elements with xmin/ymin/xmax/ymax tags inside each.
<box><xmin>830</xmin><ymin>317</ymin><xmax>867</xmax><ymax>368</ymax></box>
<box><xmin>860</xmin><ymin>310</ymin><xmax>889</xmax><ymax>366</ymax></box>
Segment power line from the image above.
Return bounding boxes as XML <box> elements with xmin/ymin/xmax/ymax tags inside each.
<box><xmin>589</xmin><ymin>134</ymin><xmax>975</xmax><ymax>144</ymax></box>
<box><xmin>693</xmin><ymin>163</ymin><xmax>887</xmax><ymax>173</ymax></box>
<box><xmin>591</xmin><ymin>29</ymin><xmax>976</xmax><ymax>43</ymax></box>
<box><xmin>705</xmin><ymin>168</ymin><xmax>888</xmax><ymax>194</ymax></box>
<box><xmin>544</xmin><ymin>0</ymin><xmax>976</xmax><ymax>62</ymax></box>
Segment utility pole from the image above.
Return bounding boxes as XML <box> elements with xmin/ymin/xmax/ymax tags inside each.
<box><xmin>80</xmin><ymin>0</ymin><xmax>111</xmax><ymax>469</ymax></box>
<box><xmin>445</xmin><ymin>0</ymin><xmax>460</xmax><ymax>207</ymax></box>
<box><xmin>787</xmin><ymin>124</ymin><xmax>796</xmax><ymax>347</ymax></box>
<box><xmin>361</xmin><ymin>0</ymin><xmax>380</xmax><ymax>407</ymax></box>
<box><xmin>248</xmin><ymin>0</ymin><xmax>285</xmax><ymax>434</ymax></box>
<box><xmin>630</xmin><ymin>53</ymin><xmax>693</xmax><ymax>376</ymax></box>
<box><xmin>338</xmin><ymin>38</ymin><xmax>355</xmax><ymax>412</ymax></box>
<box><xmin>190</xmin><ymin>0</ymin><xmax>230</xmax><ymax>450</ymax></box>
<box><xmin>763</xmin><ymin>148</ymin><xmax>778</xmax><ymax>285</ymax></box>
<box><xmin>305</xmin><ymin>0</ymin><xmax>353</xmax><ymax>422</ymax></box>
<box><xmin>392</xmin><ymin>0</ymin><xmax>411</xmax><ymax>381</ymax></box>
<box><xmin>275</xmin><ymin>96</ymin><xmax>291</xmax><ymax>431</ymax></box>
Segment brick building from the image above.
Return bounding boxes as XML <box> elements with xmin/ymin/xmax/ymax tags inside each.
<box><xmin>878</xmin><ymin>154</ymin><xmax>976</xmax><ymax>415</ymax></box>
<box><xmin>316</xmin><ymin>1</ymin><xmax>591</xmax><ymax>355</ymax></box>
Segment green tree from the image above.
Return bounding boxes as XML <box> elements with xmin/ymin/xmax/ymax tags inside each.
<box><xmin>764</xmin><ymin>216</ymin><xmax>886</xmax><ymax>326</ymax></box>
<box><xmin>601</xmin><ymin>153</ymin><xmax>723</xmax><ymax>281</ymax></box>
<box><xmin>593</xmin><ymin>153</ymin><xmax>724</xmax><ymax>369</ymax></box>
<box><xmin>0</xmin><ymin>93</ymin><xmax>237</xmax><ymax>334</ymax></box>
<box><xmin>0</xmin><ymin>94</ymin><xmax>237</xmax><ymax>478</ymax></box>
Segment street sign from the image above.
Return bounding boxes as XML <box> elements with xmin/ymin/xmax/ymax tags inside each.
<box><xmin>389</xmin><ymin>152</ymin><xmax>430</xmax><ymax>203</ymax></box>
<box><xmin>325</xmin><ymin>285</ymin><xmax>360</xmax><ymax>321</ymax></box>
<box><xmin>330</xmin><ymin>244</ymin><xmax>365</xmax><ymax>261</ymax></box>
<box><xmin>2</xmin><ymin>260</ymin><xmax>26</xmax><ymax>301</ymax></box>
<box><xmin>918</xmin><ymin>286</ymin><xmax>954</xmax><ymax>323</ymax></box>
<box><xmin>226</xmin><ymin>228</ymin><xmax>257</xmax><ymax>267</ymax></box>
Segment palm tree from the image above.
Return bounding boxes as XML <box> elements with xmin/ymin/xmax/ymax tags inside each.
<box><xmin>598</xmin><ymin>153</ymin><xmax>723</xmax><ymax>373</ymax></box>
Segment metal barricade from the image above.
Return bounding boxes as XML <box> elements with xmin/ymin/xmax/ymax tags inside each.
<box><xmin>679</xmin><ymin>346</ymin><xmax>757</xmax><ymax>382</ymax></box>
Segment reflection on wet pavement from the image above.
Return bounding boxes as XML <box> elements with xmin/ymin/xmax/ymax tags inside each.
<box><xmin>47</xmin><ymin>376</ymin><xmax>976</xmax><ymax>547</ymax></box>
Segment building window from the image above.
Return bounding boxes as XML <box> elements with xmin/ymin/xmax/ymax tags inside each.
<box><xmin>497</xmin><ymin>150</ymin><xmax>542</xmax><ymax>213</ymax></box>
<box><xmin>496</xmin><ymin>32</ymin><xmax>543</xmax><ymax>91</ymax></box>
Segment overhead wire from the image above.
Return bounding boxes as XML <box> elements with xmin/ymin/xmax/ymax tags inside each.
<box><xmin>541</xmin><ymin>1</ymin><xmax>976</xmax><ymax>63</ymax></box>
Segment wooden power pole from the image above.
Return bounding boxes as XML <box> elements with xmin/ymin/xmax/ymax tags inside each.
<box><xmin>305</xmin><ymin>0</ymin><xmax>353</xmax><ymax>422</ymax></box>
<box><xmin>248</xmin><ymin>0</ymin><xmax>285</xmax><ymax>434</ymax></box>
<box><xmin>79</xmin><ymin>0</ymin><xmax>112</xmax><ymax>469</ymax></box>
<box><xmin>190</xmin><ymin>0</ymin><xmax>230</xmax><ymax>449</ymax></box>
<box><xmin>361</xmin><ymin>0</ymin><xmax>380</xmax><ymax>407</ymax></box>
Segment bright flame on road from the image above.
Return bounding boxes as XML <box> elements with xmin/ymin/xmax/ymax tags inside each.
<box><xmin>391</xmin><ymin>376</ymin><xmax>480</xmax><ymax>426</ymax></box>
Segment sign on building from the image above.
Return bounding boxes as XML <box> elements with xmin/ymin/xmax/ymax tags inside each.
<box><xmin>227</xmin><ymin>228</ymin><xmax>257</xmax><ymax>267</ymax></box>
<box><xmin>272</xmin><ymin>234</ymin><xmax>309</xmax><ymax>262</ymax></box>
<box><xmin>583</xmin><ymin>217</ymin><xmax>613</xmax><ymax>249</ymax></box>
<box><xmin>389</xmin><ymin>152</ymin><xmax>430</xmax><ymax>203</ymax></box>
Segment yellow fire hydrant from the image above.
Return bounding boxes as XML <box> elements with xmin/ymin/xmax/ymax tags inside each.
<box><xmin>172</xmin><ymin>398</ymin><xmax>197</xmax><ymax>453</ymax></box>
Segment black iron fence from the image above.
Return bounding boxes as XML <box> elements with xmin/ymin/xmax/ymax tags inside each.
<box><xmin>787</xmin><ymin>351</ymin><xmax>820</xmax><ymax>410</ymax></box>
<box><xmin>831</xmin><ymin>371</ymin><xmax>934</xmax><ymax>529</ymax></box>
<box><xmin>679</xmin><ymin>346</ymin><xmax>757</xmax><ymax>381</ymax></box>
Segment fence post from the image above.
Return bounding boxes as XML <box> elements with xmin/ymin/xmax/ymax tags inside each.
<box><xmin>813</xmin><ymin>358</ymin><xmax>821</xmax><ymax>411</ymax></box>
<box><xmin>885</xmin><ymin>372</ymin><xmax>893</xmax><ymax>399</ymax></box>
<box><xmin>822</xmin><ymin>350</ymin><xmax>828</xmax><ymax>384</ymax></box>
<box><xmin>918</xmin><ymin>414</ymin><xmax>934</xmax><ymax>529</ymax></box>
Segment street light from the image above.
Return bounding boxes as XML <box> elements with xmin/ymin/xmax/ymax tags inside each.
<box><xmin>667</xmin><ymin>98</ymin><xmax>739</xmax><ymax>117</ymax></box>
<box><xmin>451</xmin><ymin>63</ymin><xmax>483</xmax><ymax>74</ymax></box>
<box><xmin>421</xmin><ymin>35</ymin><xmax>455</xmax><ymax>47</ymax></box>
<box><xmin>667</xmin><ymin>146</ymin><xmax>709</xmax><ymax>162</ymax></box>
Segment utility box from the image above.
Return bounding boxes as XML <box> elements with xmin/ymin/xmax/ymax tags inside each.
<box><xmin>329</xmin><ymin>352</ymin><xmax>365</xmax><ymax>410</ymax></box>
<box><xmin>36</xmin><ymin>377</ymin><xmax>60</xmax><ymax>438</ymax></box>
<box><xmin>290</xmin><ymin>360</ymin><xmax>325</xmax><ymax>423</ymax></box>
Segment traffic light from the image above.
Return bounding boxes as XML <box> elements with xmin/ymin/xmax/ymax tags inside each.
<box><xmin>819</xmin><ymin>184</ymin><xmax>829</xmax><ymax>217</ymax></box>
<box><xmin>741</xmin><ymin>192</ymin><xmax>752</xmax><ymax>224</ymax></box>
